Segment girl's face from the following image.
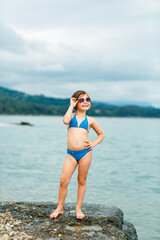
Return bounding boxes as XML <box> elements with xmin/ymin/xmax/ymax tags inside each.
<box><xmin>76</xmin><ymin>93</ymin><xmax>91</xmax><ymax>111</ymax></box>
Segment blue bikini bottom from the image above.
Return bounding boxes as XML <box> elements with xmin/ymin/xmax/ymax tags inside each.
<box><xmin>67</xmin><ymin>148</ymin><xmax>92</xmax><ymax>162</ymax></box>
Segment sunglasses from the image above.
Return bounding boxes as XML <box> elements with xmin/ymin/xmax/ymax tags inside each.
<box><xmin>78</xmin><ymin>97</ymin><xmax>91</xmax><ymax>103</ymax></box>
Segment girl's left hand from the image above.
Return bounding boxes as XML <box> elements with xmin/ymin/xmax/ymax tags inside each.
<box><xmin>84</xmin><ymin>140</ymin><xmax>96</xmax><ymax>150</ymax></box>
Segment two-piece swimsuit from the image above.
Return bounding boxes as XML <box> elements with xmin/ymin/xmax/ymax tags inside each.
<box><xmin>67</xmin><ymin>113</ymin><xmax>92</xmax><ymax>162</ymax></box>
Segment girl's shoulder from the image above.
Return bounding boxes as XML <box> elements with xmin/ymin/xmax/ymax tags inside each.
<box><xmin>87</xmin><ymin>115</ymin><xmax>103</xmax><ymax>133</ymax></box>
<box><xmin>71</xmin><ymin>112</ymin><xmax>76</xmax><ymax>117</ymax></box>
<box><xmin>86</xmin><ymin>115</ymin><xmax>97</xmax><ymax>125</ymax></box>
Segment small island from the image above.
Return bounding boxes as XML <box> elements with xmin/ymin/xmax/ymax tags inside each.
<box><xmin>0</xmin><ymin>202</ymin><xmax>138</xmax><ymax>240</ymax></box>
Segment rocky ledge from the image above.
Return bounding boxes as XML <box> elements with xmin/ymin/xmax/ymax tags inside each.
<box><xmin>0</xmin><ymin>202</ymin><xmax>138</xmax><ymax>240</ymax></box>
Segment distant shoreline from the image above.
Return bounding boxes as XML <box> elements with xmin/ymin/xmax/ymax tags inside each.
<box><xmin>1</xmin><ymin>86</ymin><xmax>160</xmax><ymax>118</ymax></box>
<box><xmin>0</xmin><ymin>114</ymin><xmax>160</xmax><ymax>119</ymax></box>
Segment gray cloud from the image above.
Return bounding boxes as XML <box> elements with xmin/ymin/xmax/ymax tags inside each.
<box><xmin>0</xmin><ymin>22</ymin><xmax>27</xmax><ymax>53</ymax></box>
<box><xmin>0</xmin><ymin>0</ymin><xmax>160</xmax><ymax>107</ymax></box>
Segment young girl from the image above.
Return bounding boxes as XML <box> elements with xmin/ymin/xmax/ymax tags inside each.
<box><xmin>50</xmin><ymin>90</ymin><xmax>104</xmax><ymax>219</ymax></box>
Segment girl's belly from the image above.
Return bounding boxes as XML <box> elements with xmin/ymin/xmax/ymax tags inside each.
<box><xmin>67</xmin><ymin>128</ymin><xmax>89</xmax><ymax>150</ymax></box>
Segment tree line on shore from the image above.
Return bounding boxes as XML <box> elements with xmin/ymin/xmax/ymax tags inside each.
<box><xmin>0</xmin><ymin>86</ymin><xmax>160</xmax><ymax>117</ymax></box>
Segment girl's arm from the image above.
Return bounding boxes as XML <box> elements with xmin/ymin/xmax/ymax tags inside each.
<box><xmin>84</xmin><ymin>118</ymin><xmax>105</xmax><ymax>150</ymax></box>
<box><xmin>63</xmin><ymin>98</ymin><xmax>78</xmax><ymax>124</ymax></box>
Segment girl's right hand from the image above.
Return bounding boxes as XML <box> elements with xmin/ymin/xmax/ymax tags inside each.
<box><xmin>70</xmin><ymin>97</ymin><xmax>78</xmax><ymax>107</ymax></box>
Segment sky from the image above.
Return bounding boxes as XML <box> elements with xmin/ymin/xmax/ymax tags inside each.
<box><xmin>0</xmin><ymin>0</ymin><xmax>160</xmax><ymax>107</ymax></box>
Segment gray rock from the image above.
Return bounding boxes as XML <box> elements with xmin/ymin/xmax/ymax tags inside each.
<box><xmin>0</xmin><ymin>202</ymin><xmax>138</xmax><ymax>240</ymax></box>
<box><xmin>14</xmin><ymin>122</ymin><xmax>34</xmax><ymax>126</ymax></box>
<box><xmin>122</xmin><ymin>220</ymin><xmax>138</xmax><ymax>240</ymax></box>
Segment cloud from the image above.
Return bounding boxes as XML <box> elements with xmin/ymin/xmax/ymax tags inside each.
<box><xmin>1</xmin><ymin>22</ymin><xmax>159</xmax><ymax>81</ymax></box>
<box><xmin>0</xmin><ymin>0</ymin><xmax>160</xmax><ymax>107</ymax></box>
<box><xmin>0</xmin><ymin>22</ymin><xmax>26</xmax><ymax>54</ymax></box>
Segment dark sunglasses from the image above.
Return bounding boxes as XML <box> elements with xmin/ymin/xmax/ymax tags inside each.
<box><xmin>78</xmin><ymin>97</ymin><xmax>91</xmax><ymax>103</ymax></box>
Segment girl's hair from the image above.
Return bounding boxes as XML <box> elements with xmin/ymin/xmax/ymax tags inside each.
<box><xmin>71</xmin><ymin>90</ymin><xmax>91</xmax><ymax>110</ymax></box>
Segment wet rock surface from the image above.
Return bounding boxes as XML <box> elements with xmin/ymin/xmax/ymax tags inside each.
<box><xmin>0</xmin><ymin>202</ymin><xmax>138</xmax><ymax>240</ymax></box>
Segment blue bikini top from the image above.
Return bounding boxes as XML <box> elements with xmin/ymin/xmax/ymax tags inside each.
<box><xmin>68</xmin><ymin>114</ymin><xmax>89</xmax><ymax>132</ymax></box>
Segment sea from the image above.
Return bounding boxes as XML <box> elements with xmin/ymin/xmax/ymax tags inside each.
<box><xmin>0</xmin><ymin>115</ymin><xmax>159</xmax><ymax>240</ymax></box>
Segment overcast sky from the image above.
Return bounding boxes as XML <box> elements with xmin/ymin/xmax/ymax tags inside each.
<box><xmin>0</xmin><ymin>0</ymin><xmax>160</xmax><ymax>107</ymax></box>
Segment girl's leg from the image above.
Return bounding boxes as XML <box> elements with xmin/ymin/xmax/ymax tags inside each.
<box><xmin>76</xmin><ymin>151</ymin><xmax>92</xmax><ymax>219</ymax></box>
<box><xmin>50</xmin><ymin>155</ymin><xmax>78</xmax><ymax>218</ymax></box>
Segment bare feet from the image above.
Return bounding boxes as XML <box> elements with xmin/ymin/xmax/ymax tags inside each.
<box><xmin>76</xmin><ymin>209</ymin><xmax>85</xmax><ymax>219</ymax></box>
<box><xmin>50</xmin><ymin>208</ymin><xmax>63</xmax><ymax>218</ymax></box>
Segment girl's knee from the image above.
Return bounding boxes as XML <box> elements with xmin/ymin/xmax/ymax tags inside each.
<box><xmin>77</xmin><ymin>176</ymin><xmax>86</xmax><ymax>185</ymax></box>
<box><xmin>60</xmin><ymin>176</ymin><xmax>70</xmax><ymax>187</ymax></box>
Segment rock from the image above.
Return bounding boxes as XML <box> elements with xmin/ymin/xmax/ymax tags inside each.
<box><xmin>1</xmin><ymin>234</ymin><xmax>9</xmax><ymax>240</ymax></box>
<box><xmin>14</xmin><ymin>221</ymin><xmax>20</xmax><ymax>226</ymax></box>
<box><xmin>0</xmin><ymin>202</ymin><xmax>138</xmax><ymax>240</ymax></box>
<box><xmin>15</xmin><ymin>122</ymin><xmax>34</xmax><ymax>126</ymax></box>
<box><xmin>0</xmin><ymin>225</ymin><xmax>5</xmax><ymax>231</ymax></box>
<box><xmin>122</xmin><ymin>220</ymin><xmax>138</xmax><ymax>240</ymax></box>
<box><xmin>5</xmin><ymin>225</ymin><xmax>11</xmax><ymax>231</ymax></box>
<box><xmin>9</xmin><ymin>231</ymin><xmax>14</xmax><ymax>237</ymax></box>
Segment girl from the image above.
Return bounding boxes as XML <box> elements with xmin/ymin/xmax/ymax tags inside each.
<box><xmin>50</xmin><ymin>90</ymin><xmax>104</xmax><ymax>219</ymax></box>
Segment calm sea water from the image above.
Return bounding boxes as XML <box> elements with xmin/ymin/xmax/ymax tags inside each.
<box><xmin>0</xmin><ymin>115</ymin><xmax>159</xmax><ymax>240</ymax></box>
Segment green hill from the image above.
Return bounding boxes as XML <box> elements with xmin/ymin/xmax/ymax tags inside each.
<box><xmin>0</xmin><ymin>86</ymin><xmax>160</xmax><ymax>117</ymax></box>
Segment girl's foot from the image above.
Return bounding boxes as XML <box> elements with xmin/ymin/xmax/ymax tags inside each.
<box><xmin>76</xmin><ymin>209</ymin><xmax>85</xmax><ymax>219</ymax></box>
<box><xmin>50</xmin><ymin>208</ymin><xmax>63</xmax><ymax>218</ymax></box>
